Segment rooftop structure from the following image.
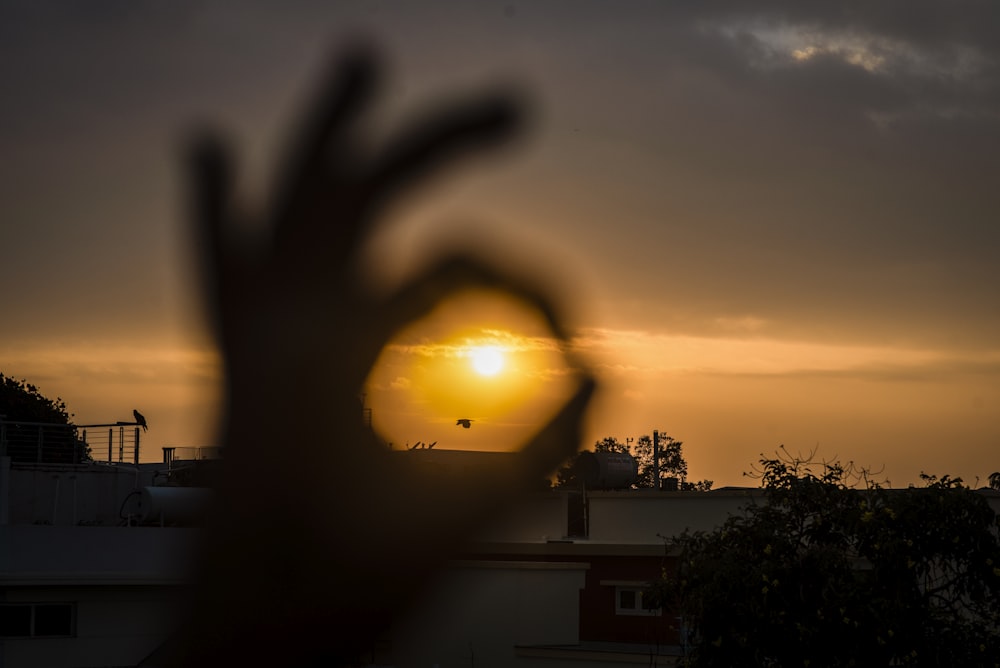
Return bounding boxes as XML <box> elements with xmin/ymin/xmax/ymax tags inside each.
<box><xmin>2</xmin><ymin>426</ymin><xmax>997</xmax><ymax>666</ymax></box>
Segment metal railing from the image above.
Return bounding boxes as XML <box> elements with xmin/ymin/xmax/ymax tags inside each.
<box><xmin>78</xmin><ymin>422</ymin><xmax>143</xmax><ymax>465</ymax></box>
<box><xmin>0</xmin><ymin>419</ymin><xmax>89</xmax><ymax>464</ymax></box>
<box><xmin>162</xmin><ymin>446</ymin><xmax>223</xmax><ymax>466</ymax></box>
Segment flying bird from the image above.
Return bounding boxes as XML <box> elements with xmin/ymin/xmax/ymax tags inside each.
<box><xmin>133</xmin><ymin>409</ymin><xmax>148</xmax><ymax>432</ymax></box>
<box><xmin>456</xmin><ymin>419</ymin><xmax>473</xmax><ymax>429</ymax></box>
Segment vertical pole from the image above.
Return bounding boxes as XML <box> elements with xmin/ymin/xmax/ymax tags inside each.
<box><xmin>134</xmin><ymin>427</ymin><xmax>140</xmax><ymax>466</ymax></box>
<box><xmin>70</xmin><ymin>475</ymin><xmax>78</xmax><ymax>526</ymax></box>
<box><xmin>119</xmin><ymin>427</ymin><xmax>124</xmax><ymax>463</ymax></box>
<box><xmin>0</xmin><ymin>455</ymin><xmax>11</xmax><ymax>525</ymax></box>
<box><xmin>653</xmin><ymin>430</ymin><xmax>660</xmax><ymax>491</ymax></box>
<box><xmin>108</xmin><ymin>429</ymin><xmax>113</xmax><ymax>462</ymax></box>
<box><xmin>51</xmin><ymin>475</ymin><xmax>60</xmax><ymax>525</ymax></box>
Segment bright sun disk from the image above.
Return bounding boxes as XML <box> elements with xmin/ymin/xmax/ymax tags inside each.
<box><xmin>470</xmin><ymin>346</ymin><xmax>504</xmax><ymax>376</ymax></box>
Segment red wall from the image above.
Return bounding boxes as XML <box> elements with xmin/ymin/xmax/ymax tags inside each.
<box><xmin>577</xmin><ymin>555</ymin><xmax>678</xmax><ymax>645</ymax></box>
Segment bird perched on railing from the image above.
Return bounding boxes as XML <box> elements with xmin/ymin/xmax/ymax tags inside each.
<box><xmin>133</xmin><ymin>409</ymin><xmax>148</xmax><ymax>432</ymax></box>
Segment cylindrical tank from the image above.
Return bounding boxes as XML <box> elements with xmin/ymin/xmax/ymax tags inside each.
<box><xmin>576</xmin><ymin>451</ymin><xmax>638</xmax><ymax>489</ymax></box>
<box><xmin>135</xmin><ymin>486</ymin><xmax>212</xmax><ymax>525</ymax></box>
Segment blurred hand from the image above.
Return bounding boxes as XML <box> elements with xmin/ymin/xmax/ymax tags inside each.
<box><xmin>181</xmin><ymin>47</ymin><xmax>594</xmax><ymax>666</ymax></box>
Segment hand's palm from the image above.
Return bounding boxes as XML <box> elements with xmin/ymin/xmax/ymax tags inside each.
<box><xmin>181</xmin><ymin>48</ymin><xmax>594</xmax><ymax>666</ymax></box>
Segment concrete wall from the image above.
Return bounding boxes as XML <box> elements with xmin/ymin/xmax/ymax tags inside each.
<box><xmin>471</xmin><ymin>490</ymin><xmax>756</xmax><ymax>547</ymax></box>
<box><xmin>2</xmin><ymin>461</ymin><xmax>161</xmax><ymax>527</ymax></box>
<box><xmin>587</xmin><ymin>489</ymin><xmax>1000</xmax><ymax>545</ymax></box>
<box><xmin>0</xmin><ymin>526</ymin><xmax>199</xmax><ymax>584</ymax></box>
<box><xmin>477</xmin><ymin>493</ymin><xmax>570</xmax><ymax>543</ymax></box>
<box><xmin>0</xmin><ymin>526</ymin><xmax>196</xmax><ymax>667</ymax></box>
<box><xmin>387</xmin><ymin>561</ymin><xmax>588</xmax><ymax>668</ymax></box>
<box><xmin>0</xmin><ymin>585</ymin><xmax>181</xmax><ymax>668</ymax></box>
<box><xmin>586</xmin><ymin>491</ymin><xmax>756</xmax><ymax>544</ymax></box>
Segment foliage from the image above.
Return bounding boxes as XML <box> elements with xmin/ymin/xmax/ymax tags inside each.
<box><xmin>594</xmin><ymin>436</ymin><xmax>630</xmax><ymax>453</ymax></box>
<box><xmin>990</xmin><ymin>471</ymin><xmax>1000</xmax><ymax>491</ymax></box>
<box><xmin>633</xmin><ymin>434</ymin><xmax>713</xmax><ymax>491</ymax></box>
<box><xmin>652</xmin><ymin>448</ymin><xmax>1000</xmax><ymax>667</ymax></box>
<box><xmin>0</xmin><ymin>373</ymin><xmax>87</xmax><ymax>463</ymax></box>
<box><xmin>554</xmin><ymin>433</ymin><xmax>712</xmax><ymax>490</ymax></box>
<box><xmin>0</xmin><ymin>374</ymin><xmax>73</xmax><ymax>423</ymax></box>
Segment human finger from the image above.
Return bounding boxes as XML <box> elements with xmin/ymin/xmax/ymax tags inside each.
<box><xmin>270</xmin><ymin>45</ymin><xmax>379</xmax><ymax>249</ymax></box>
<box><xmin>345</xmin><ymin>97</ymin><xmax>522</xmax><ymax>251</ymax></box>
<box><xmin>186</xmin><ymin>130</ymin><xmax>238</xmax><ymax>338</ymax></box>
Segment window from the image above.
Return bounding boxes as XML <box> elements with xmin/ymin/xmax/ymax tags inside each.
<box><xmin>614</xmin><ymin>586</ymin><xmax>660</xmax><ymax>617</ymax></box>
<box><xmin>602</xmin><ymin>579</ymin><xmax>663</xmax><ymax>617</ymax></box>
<box><xmin>34</xmin><ymin>605</ymin><xmax>74</xmax><ymax>636</ymax></box>
<box><xmin>0</xmin><ymin>604</ymin><xmax>74</xmax><ymax>637</ymax></box>
<box><xmin>0</xmin><ymin>606</ymin><xmax>31</xmax><ymax>637</ymax></box>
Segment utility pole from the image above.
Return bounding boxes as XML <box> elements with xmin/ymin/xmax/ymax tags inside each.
<box><xmin>653</xmin><ymin>429</ymin><xmax>660</xmax><ymax>491</ymax></box>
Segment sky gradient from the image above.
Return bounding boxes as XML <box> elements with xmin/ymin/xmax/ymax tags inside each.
<box><xmin>2</xmin><ymin>2</ymin><xmax>998</xmax><ymax>487</ymax></box>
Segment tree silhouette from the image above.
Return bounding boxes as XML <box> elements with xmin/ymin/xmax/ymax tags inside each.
<box><xmin>633</xmin><ymin>433</ymin><xmax>712</xmax><ymax>490</ymax></box>
<box><xmin>555</xmin><ymin>433</ymin><xmax>711</xmax><ymax>490</ymax></box>
<box><xmin>0</xmin><ymin>373</ymin><xmax>87</xmax><ymax>463</ymax></box>
<box><xmin>652</xmin><ymin>449</ymin><xmax>1000</xmax><ymax>666</ymax></box>
<box><xmin>594</xmin><ymin>436</ymin><xmax>629</xmax><ymax>453</ymax></box>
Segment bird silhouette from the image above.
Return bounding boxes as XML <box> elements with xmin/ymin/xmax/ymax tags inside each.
<box><xmin>133</xmin><ymin>409</ymin><xmax>148</xmax><ymax>432</ymax></box>
<box><xmin>456</xmin><ymin>419</ymin><xmax>473</xmax><ymax>429</ymax></box>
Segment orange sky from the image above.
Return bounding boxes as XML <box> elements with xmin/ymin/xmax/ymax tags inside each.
<box><xmin>6</xmin><ymin>301</ymin><xmax>997</xmax><ymax>488</ymax></box>
<box><xmin>2</xmin><ymin>3</ymin><xmax>998</xmax><ymax>487</ymax></box>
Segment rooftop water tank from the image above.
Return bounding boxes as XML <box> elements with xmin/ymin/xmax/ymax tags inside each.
<box><xmin>135</xmin><ymin>486</ymin><xmax>212</xmax><ymax>525</ymax></box>
<box><xmin>576</xmin><ymin>451</ymin><xmax>638</xmax><ymax>490</ymax></box>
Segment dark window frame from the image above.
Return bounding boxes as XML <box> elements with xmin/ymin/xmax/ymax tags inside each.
<box><xmin>613</xmin><ymin>586</ymin><xmax>661</xmax><ymax>617</ymax></box>
<box><xmin>0</xmin><ymin>603</ymin><xmax>75</xmax><ymax>638</ymax></box>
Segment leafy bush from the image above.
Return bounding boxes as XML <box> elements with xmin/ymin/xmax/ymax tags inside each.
<box><xmin>653</xmin><ymin>448</ymin><xmax>1000</xmax><ymax>667</ymax></box>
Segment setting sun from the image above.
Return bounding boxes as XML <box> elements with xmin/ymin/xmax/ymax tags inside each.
<box><xmin>363</xmin><ymin>289</ymin><xmax>579</xmax><ymax>452</ymax></box>
<box><xmin>469</xmin><ymin>346</ymin><xmax>504</xmax><ymax>376</ymax></box>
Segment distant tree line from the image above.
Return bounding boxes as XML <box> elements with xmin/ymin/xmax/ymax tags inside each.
<box><xmin>555</xmin><ymin>432</ymin><xmax>713</xmax><ymax>490</ymax></box>
<box><xmin>650</xmin><ymin>448</ymin><xmax>1000</xmax><ymax>667</ymax></box>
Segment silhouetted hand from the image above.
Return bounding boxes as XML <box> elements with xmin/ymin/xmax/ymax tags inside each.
<box><xmin>181</xmin><ymin>47</ymin><xmax>594</xmax><ymax>666</ymax></box>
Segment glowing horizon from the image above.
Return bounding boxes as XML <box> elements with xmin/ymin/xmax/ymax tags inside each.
<box><xmin>4</xmin><ymin>319</ymin><xmax>998</xmax><ymax>488</ymax></box>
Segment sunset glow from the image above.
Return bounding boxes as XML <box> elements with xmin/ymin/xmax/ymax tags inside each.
<box><xmin>468</xmin><ymin>345</ymin><xmax>505</xmax><ymax>377</ymax></box>
<box><xmin>364</xmin><ymin>290</ymin><xmax>578</xmax><ymax>453</ymax></box>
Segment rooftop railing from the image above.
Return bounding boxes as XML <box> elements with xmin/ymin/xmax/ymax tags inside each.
<box><xmin>0</xmin><ymin>417</ymin><xmax>145</xmax><ymax>465</ymax></box>
<box><xmin>78</xmin><ymin>422</ymin><xmax>144</xmax><ymax>465</ymax></box>
<box><xmin>0</xmin><ymin>419</ymin><xmax>89</xmax><ymax>464</ymax></box>
<box><xmin>162</xmin><ymin>446</ymin><xmax>223</xmax><ymax>467</ymax></box>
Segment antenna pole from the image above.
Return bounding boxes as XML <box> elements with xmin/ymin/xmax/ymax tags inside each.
<box><xmin>653</xmin><ymin>430</ymin><xmax>660</xmax><ymax>491</ymax></box>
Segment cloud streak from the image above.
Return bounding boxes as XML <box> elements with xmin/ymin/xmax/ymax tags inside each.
<box><xmin>572</xmin><ymin>326</ymin><xmax>1000</xmax><ymax>383</ymax></box>
<box><xmin>387</xmin><ymin>328</ymin><xmax>564</xmax><ymax>358</ymax></box>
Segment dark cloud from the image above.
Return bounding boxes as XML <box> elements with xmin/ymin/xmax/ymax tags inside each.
<box><xmin>2</xmin><ymin>1</ymin><xmax>997</xmax><ymax>346</ymax></box>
